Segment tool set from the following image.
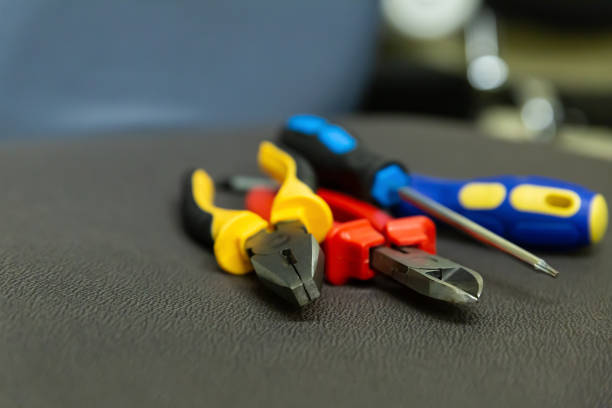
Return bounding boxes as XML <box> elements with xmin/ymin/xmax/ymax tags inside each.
<box><xmin>181</xmin><ymin>114</ymin><xmax>608</xmax><ymax>308</ymax></box>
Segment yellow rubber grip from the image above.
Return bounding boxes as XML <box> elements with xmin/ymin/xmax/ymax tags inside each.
<box><xmin>257</xmin><ymin>141</ymin><xmax>333</xmax><ymax>242</ymax></box>
<box><xmin>459</xmin><ymin>182</ymin><xmax>506</xmax><ymax>210</ymax></box>
<box><xmin>191</xmin><ymin>169</ymin><xmax>268</xmax><ymax>275</ymax></box>
<box><xmin>589</xmin><ymin>194</ymin><xmax>608</xmax><ymax>244</ymax></box>
<box><xmin>509</xmin><ymin>184</ymin><xmax>581</xmax><ymax>218</ymax></box>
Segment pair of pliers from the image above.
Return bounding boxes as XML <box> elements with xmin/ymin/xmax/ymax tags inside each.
<box><xmin>246</xmin><ymin>186</ymin><xmax>483</xmax><ymax>304</ymax></box>
<box><xmin>181</xmin><ymin>142</ymin><xmax>333</xmax><ymax>307</ymax></box>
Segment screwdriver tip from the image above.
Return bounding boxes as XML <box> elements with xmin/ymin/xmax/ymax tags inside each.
<box><xmin>534</xmin><ymin>261</ymin><xmax>560</xmax><ymax>278</ymax></box>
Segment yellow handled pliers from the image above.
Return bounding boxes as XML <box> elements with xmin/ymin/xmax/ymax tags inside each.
<box><xmin>181</xmin><ymin>142</ymin><xmax>333</xmax><ymax>307</ymax></box>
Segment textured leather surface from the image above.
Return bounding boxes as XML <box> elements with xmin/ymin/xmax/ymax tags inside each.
<box><xmin>0</xmin><ymin>117</ymin><xmax>610</xmax><ymax>407</ymax></box>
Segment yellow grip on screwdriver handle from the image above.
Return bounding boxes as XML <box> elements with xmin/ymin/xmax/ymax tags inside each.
<box><xmin>257</xmin><ymin>141</ymin><xmax>333</xmax><ymax>242</ymax></box>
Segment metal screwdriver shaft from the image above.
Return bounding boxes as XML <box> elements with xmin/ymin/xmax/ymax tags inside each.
<box><xmin>398</xmin><ymin>187</ymin><xmax>559</xmax><ymax>278</ymax></box>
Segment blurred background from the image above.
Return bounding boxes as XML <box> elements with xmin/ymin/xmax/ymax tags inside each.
<box><xmin>0</xmin><ymin>0</ymin><xmax>610</xmax><ymax>160</ymax></box>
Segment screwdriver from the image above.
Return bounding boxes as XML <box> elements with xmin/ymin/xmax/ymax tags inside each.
<box><xmin>277</xmin><ymin>115</ymin><xmax>592</xmax><ymax>278</ymax></box>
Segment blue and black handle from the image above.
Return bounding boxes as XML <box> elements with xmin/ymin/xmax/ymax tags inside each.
<box><xmin>279</xmin><ymin>114</ymin><xmax>608</xmax><ymax>248</ymax></box>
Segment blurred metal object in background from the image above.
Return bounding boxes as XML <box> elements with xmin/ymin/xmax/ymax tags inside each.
<box><xmin>369</xmin><ymin>0</ymin><xmax>612</xmax><ymax>161</ymax></box>
<box><xmin>464</xmin><ymin>9</ymin><xmax>563</xmax><ymax>143</ymax></box>
<box><xmin>514</xmin><ymin>78</ymin><xmax>563</xmax><ymax>142</ymax></box>
<box><xmin>382</xmin><ymin>0</ymin><xmax>481</xmax><ymax>40</ymax></box>
<box><xmin>465</xmin><ymin>8</ymin><xmax>508</xmax><ymax>91</ymax></box>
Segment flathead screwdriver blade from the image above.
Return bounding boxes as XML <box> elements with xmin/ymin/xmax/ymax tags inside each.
<box><xmin>398</xmin><ymin>186</ymin><xmax>560</xmax><ymax>278</ymax></box>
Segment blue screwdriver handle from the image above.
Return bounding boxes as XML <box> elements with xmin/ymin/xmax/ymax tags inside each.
<box><xmin>279</xmin><ymin>114</ymin><xmax>608</xmax><ymax>248</ymax></box>
<box><xmin>402</xmin><ymin>173</ymin><xmax>607</xmax><ymax>247</ymax></box>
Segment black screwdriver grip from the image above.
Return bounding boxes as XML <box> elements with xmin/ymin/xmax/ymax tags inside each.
<box><xmin>181</xmin><ymin>168</ymin><xmax>214</xmax><ymax>248</ymax></box>
<box><xmin>279</xmin><ymin>119</ymin><xmax>406</xmax><ymax>203</ymax></box>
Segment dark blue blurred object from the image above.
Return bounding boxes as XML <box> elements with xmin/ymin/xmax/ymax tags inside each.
<box><xmin>0</xmin><ymin>1</ymin><xmax>379</xmax><ymax>138</ymax></box>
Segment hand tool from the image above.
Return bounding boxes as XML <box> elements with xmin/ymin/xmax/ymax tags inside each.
<box><xmin>181</xmin><ymin>141</ymin><xmax>333</xmax><ymax>307</ymax></box>
<box><xmin>246</xmin><ymin>186</ymin><xmax>484</xmax><ymax>304</ymax></box>
<box><xmin>278</xmin><ymin>115</ymin><xmax>606</xmax><ymax>276</ymax></box>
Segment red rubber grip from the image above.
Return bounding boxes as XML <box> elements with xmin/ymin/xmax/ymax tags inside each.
<box><xmin>324</xmin><ymin>219</ymin><xmax>385</xmax><ymax>285</ymax></box>
<box><xmin>245</xmin><ymin>187</ymin><xmax>276</xmax><ymax>220</ymax></box>
<box><xmin>385</xmin><ymin>216</ymin><xmax>436</xmax><ymax>254</ymax></box>
<box><xmin>317</xmin><ymin>188</ymin><xmax>392</xmax><ymax>231</ymax></box>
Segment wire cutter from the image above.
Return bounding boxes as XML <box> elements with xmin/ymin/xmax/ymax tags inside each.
<box><xmin>181</xmin><ymin>142</ymin><xmax>333</xmax><ymax>307</ymax></box>
<box><xmin>246</xmin><ymin>186</ymin><xmax>484</xmax><ymax>304</ymax></box>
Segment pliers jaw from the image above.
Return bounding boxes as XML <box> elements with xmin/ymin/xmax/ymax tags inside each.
<box><xmin>371</xmin><ymin>246</ymin><xmax>483</xmax><ymax>304</ymax></box>
<box><xmin>246</xmin><ymin>220</ymin><xmax>324</xmax><ymax>307</ymax></box>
